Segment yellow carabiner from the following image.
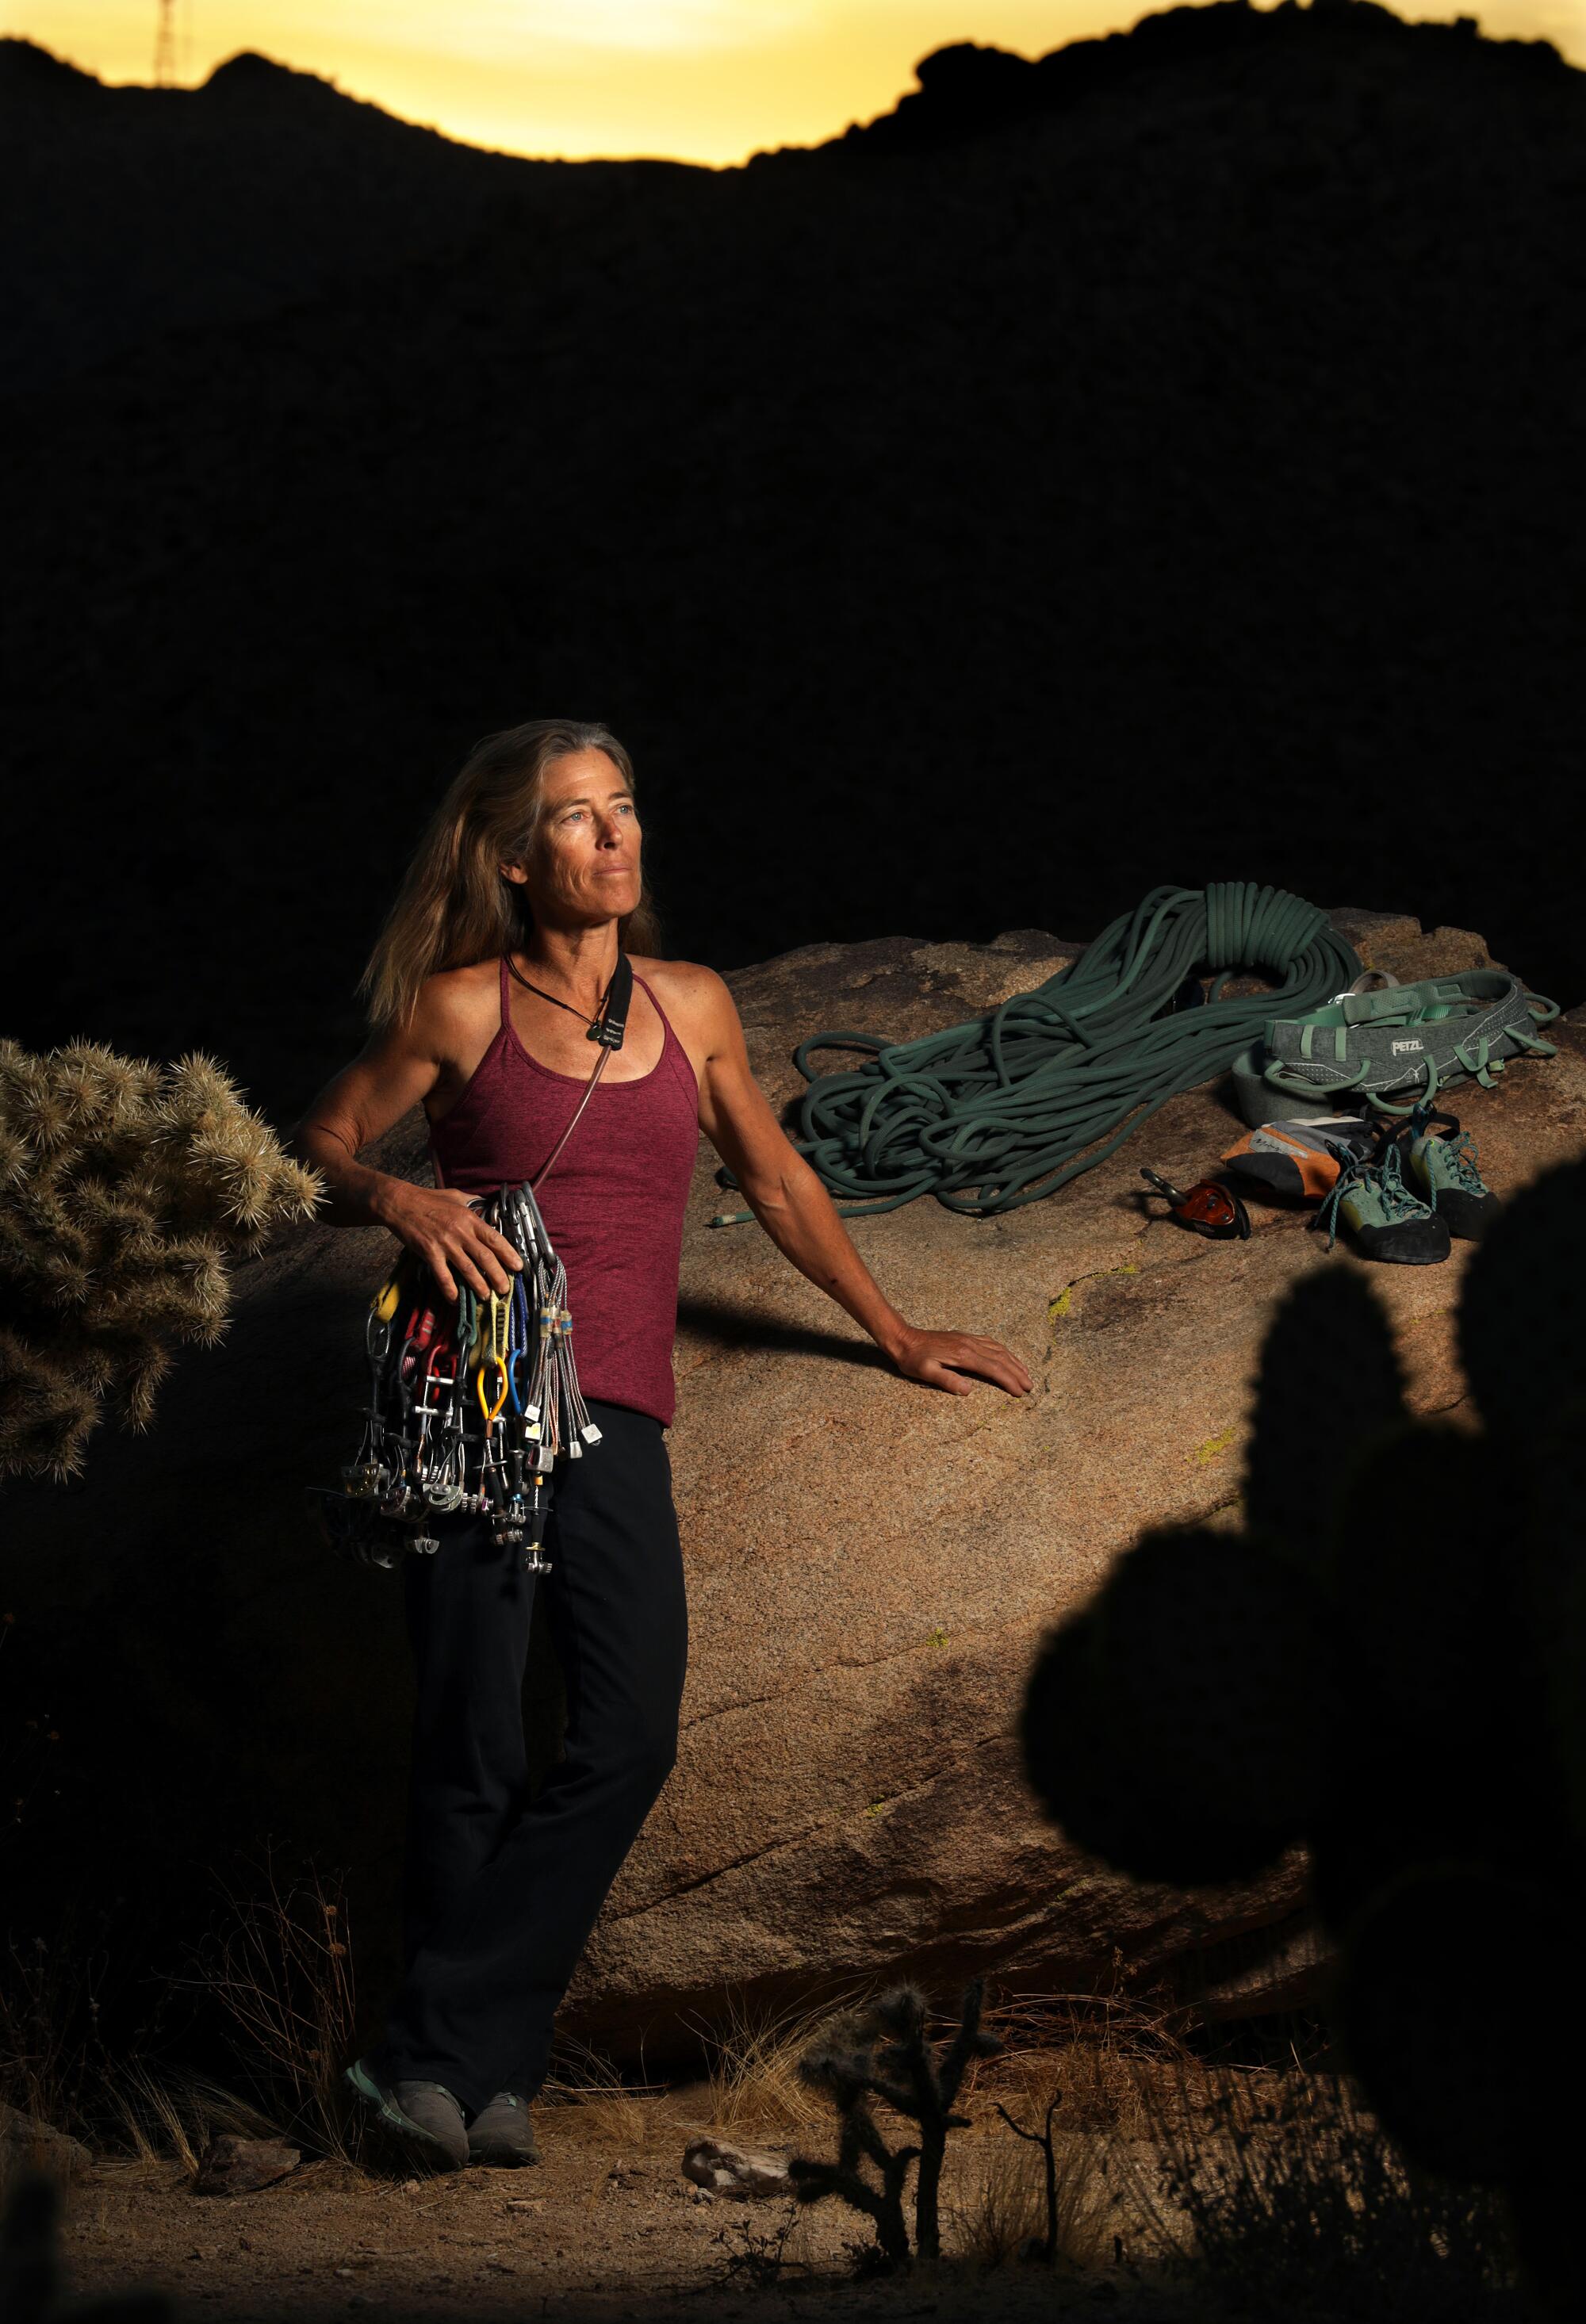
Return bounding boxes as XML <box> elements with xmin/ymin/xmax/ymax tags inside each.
<box><xmin>477</xmin><ymin>1293</ymin><xmax>511</xmax><ymax>1425</ymax></box>
<box><xmin>371</xmin><ymin>1272</ymin><xmax>404</xmax><ymax>1324</ymax></box>
<box><xmin>477</xmin><ymin>1356</ymin><xmax>510</xmax><ymax>1426</ymax></box>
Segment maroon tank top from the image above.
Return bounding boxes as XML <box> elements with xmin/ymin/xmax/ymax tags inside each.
<box><xmin>427</xmin><ymin>957</ymin><xmax>699</xmax><ymax>1427</ymax></box>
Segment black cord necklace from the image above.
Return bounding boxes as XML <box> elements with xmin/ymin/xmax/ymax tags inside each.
<box><xmin>504</xmin><ymin>951</ymin><xmax>613</xmax><ymax>1035</ymax></box>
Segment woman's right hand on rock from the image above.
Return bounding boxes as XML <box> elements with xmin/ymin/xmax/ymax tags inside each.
<box><xmin>375</xmin><ymin>1181</ymin><xmax>524</xmax><ymax>1301</ymax></box>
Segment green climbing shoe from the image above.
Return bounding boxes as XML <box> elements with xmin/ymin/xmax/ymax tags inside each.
<box><xmin>1404</xmin><ymin>1111</ymin><xmax>1499</xmax><ymax>1241</ymax></box>
<box><xmin>1312</xmin><ymin>1137</ymin><xmax>1450</xmax><ymax>1266</ymax></box>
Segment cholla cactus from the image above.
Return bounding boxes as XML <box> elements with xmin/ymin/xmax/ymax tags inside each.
<box><xmin>789</xmin><ymin>1979</ymin><xmax>1002</xmax><ymax>2265</ymax></box>
<box><xmin>0</xmin><ymin>1039</ymin><xmax>321</xmax><ymax>1480</ymax></box>
<box><xmin>1019</xmin><ymin>1155</ymin><xmax>1586</xmax><ymax>2298</ymax></box>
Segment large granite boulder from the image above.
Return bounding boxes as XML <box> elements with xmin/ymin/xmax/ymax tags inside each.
<box><xmin>6</xmin><ymin>912</ymin><xmax>1581</xmax><ymax>2063</ymax></box>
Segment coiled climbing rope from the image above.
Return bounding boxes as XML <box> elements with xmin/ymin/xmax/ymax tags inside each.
<box><xmin>711</xmin><ymin>883</ymin><xmax>1361</xmax><ymax>1223</ymax></box>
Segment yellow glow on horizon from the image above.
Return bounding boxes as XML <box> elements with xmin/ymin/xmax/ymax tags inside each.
<box><xmin>6</xmin><ymin>2</ymin><xmax>1584</xmax><ymax>165</ymax></box>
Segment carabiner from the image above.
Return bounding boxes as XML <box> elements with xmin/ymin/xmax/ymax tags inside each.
<box><xmin>477</xmin><ymin>1351</ymin><xmax>511</xmax><ymax>1426</ymax></box>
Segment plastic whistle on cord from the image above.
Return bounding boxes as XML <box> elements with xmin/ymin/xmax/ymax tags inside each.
<box><xmin>307</xmin><ymin>1178</ymin><xmax>603</xmax><ymax>1574</ymax></box>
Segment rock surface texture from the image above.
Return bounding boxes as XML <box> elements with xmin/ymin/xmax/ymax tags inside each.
<box><xmin>7</xmin><ymin>913</ymin><xmax>1583</xmax><ymax>2065</ymax></box>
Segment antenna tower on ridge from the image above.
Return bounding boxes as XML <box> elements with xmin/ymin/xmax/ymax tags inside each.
<box><xmin>154</xmin><ymin>1</ymin><xmax>178</xmax><ymax>88</ymax></box>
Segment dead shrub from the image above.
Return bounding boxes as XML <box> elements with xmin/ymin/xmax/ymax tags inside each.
<box><xmin>167</xmin><ymin>1848</ymin><xmax>359</xmax><ymax>2162</ymax></box>
<box><xmin>0</xmin><ymin>1912</ymin><xmax>113</xmax><ymax>2141</ymax></box>
<box><xmin>1113</xmin><ymin>2063</ymin><xmax>1533</xmax><ymax>2320</ymax></box>
<box><xmin>948</xmin><ymin>2108</ymin><xmax>1130</xmax><ymax>2274</ymax></box>
<box><xmin>975</xmin><ymin>1978</ymin><xmax>1196</xmax><ymax>2136</ymax></box>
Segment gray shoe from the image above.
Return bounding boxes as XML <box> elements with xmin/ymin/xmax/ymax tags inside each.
<box><xmin>467</xmin><ymin>2089</ymin><xmax>542</xmax><ymax>2168</ymax></box>
<box><xmin>344</xmin><ymin>2056</ymin><xmax>469</xmax><ymax>2171</ymax></box>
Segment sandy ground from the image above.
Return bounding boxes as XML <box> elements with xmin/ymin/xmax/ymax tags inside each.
<box><xmin>40</xmin><ymin>2082</ymin><xmax>1164</xmax><ymax>2324</ymax></box>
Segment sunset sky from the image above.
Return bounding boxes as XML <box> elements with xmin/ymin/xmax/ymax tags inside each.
<box><xmin>10</xmin><ymin>2</ymin><xmax>1584</xmax><ymax>163</ymax></box>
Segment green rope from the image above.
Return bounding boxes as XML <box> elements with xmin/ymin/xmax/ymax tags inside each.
<box><xmin>710</xmin><ymin>883</ymin><xmax>1360</xmax><ymax>1224</ymax></box>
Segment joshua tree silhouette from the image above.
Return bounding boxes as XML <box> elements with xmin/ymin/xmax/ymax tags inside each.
<box><xmin>789</xmin><ymin>1979</ymin><xmax>1002</xmax><ymax>2265</ymax></box>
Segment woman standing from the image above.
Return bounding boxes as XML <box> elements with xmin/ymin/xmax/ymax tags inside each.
<box><xmin>291</xmin><ymin>719</ymin><xmax>1031</xmax><ymax>2170</ymax></box>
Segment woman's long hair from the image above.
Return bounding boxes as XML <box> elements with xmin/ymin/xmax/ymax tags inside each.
<box><xmin>359</xmin><ymin>719</ymin><xmax>664</xmax><ymax>1031</ymax></box>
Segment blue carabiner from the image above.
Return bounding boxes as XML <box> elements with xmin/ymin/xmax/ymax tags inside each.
<box><xmin>506</xmin><ymin>1270</ymin><xmax>531</xmax><ymax>1413</ymax></box>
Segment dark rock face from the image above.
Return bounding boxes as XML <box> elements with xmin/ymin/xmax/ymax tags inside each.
<box><xmin>6</xmin><ymin>917</ymin><xmax>1582</xmax><ymax>2069</ymax></box>
<box><xmin>2</xmin><ymin>6</ymin><xmax>1584</xmax><ymax>1119</ymax></box>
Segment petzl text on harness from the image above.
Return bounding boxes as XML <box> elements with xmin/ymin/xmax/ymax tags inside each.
<box><xmin>308</xmin><ymin>953</ymin><xmax>634</xmax><ymax>1572</ymax></box>
<box><xmin>1230</xmin><ymin>968</ymin><xmax>1558</xmax><ymax>1126</ymax></box>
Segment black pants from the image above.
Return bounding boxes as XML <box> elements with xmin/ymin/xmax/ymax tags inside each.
<box><xmin>375</xmin><ymin>1400</ymin><xmax>687</xmax><ymax>2118</ymax></box>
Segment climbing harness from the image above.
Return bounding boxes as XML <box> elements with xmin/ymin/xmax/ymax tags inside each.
<box><xmin>710</xmin><ymin>884</ymin><xmax>1360</xmax><ymax>1223</ymax></box>
<box><xmin>1232</xmin><ymin>969</ymin><xmax>1558</xmax><ymax>1126</ymax></box>
<box><xmin>1138</xmin><ymin>1168</ymin><xmax>1251</xmax><ymax>1242</ymax></box>
<box><xmin>308</xmin><ymin>953</ymin><xmax>633</xmax><ymax>1572</ymax></box>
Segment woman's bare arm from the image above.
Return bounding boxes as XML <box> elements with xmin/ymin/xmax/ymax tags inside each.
<box><xmin>676</xmin><ymin>964</ymin><xmax>1031</xmax><ymax>1399</ymax></box>
<box><xmin>285</xmin><ymin>988</ymin><xmax>523</xmax><ymax>1301</ymax></box>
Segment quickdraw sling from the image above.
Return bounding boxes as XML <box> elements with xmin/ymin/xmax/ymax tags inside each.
<box><xmin>309</xmin><ymin>952</ymin><xmax>634</xmax><ymax>1573</ymax></box>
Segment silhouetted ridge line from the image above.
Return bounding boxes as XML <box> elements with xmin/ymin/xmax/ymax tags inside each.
<box><xmin>4</xmin><ymin>0</ymin><xmax>1584</xmax><ymax>1093</ymax></box>
<box><xmin>0</xmin><ymin>35</ymin><xmax>478</xmax><ymax>142</ymax></box>
<box><xmin>199</xmin><ymin>52</ymin><xmax>354</xmax><ymax>113</ymax></box>
<box><xmin>0</xmin><ymin>36</ymin><xmax>100</xmax><ymax>95</ymax></box>
<box><xmin>833</xmin><ymin>1</ymin><xmax>1570</xmax><ymax>155</ymax></box>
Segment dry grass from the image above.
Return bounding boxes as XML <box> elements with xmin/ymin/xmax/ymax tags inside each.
<box><xmin>540</xmin><ymin>1987</ymin><xmax>882</xmax><ymax>2153</ymax></box>
<box><xmin>975</xmin><ymin>1981</ymin><xmax>1197</xmax><ymax>2136</ymax></box>
<box><xmin>944</xmin><ymin>1982</ymin><xmax>1281</xmax><ymax>2282</ymax></box>
<box><xmin>946</xmin><ymin>2117</ymin><xmax>1137</xmax><ymax>2273</ymax></box>
<box><xmin>2</xmin><ymin>1854</ymin><xmax>364</xmax><ymax>2175</ymax></box>
<box><xmin>102</xmin><ymin>2063</ymin><xmax>279</xmax><ymax>2177</ymax></box>
<box><xmin>539</xmin><ymin>2034</ymin><xmax>680</xmax><ymax>2150</ymax></box>
<box><xmin>692</xmin><ymin>1986</ymin><xmax>879</xmax><ymax>2142</ymax></box>
<box><xmin>1105</xmin><ymin>2062</ymin><xmax>1530</xmax><ymax>2320</ymax></box>
<box><xmin>940</xmin><ymin>1991</ymin><xmax>1527</xmax><ymax>2313</ymax></box>
<box><xmin>165</xmin><ymin>1848</ymin><xmax>361</xmax><ymax>2162</ymax></box>
<box><xmin>944</xmin><ymin>1985</ymin><xmax>1189</xmax><ymax>2281</ymax></box>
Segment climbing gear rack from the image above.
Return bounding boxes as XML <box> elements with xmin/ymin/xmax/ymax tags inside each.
<box><xmin>310</xmin><ymin>1178</ymin><xmax>601</xmax><ymax>1572</ymax></box>
<box><xmin>309</xmin><ymin>951</ymin><xmax>634</xmax><ymax>1572</ymax></box>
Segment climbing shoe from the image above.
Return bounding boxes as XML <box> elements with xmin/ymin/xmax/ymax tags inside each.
<box><xmin>1221</xmin><ymin>1115</ymin><xmax>1376</xmax><ymax>1200</ymax></box>
<box><xmin>343</xmin><ymin>2056</ymin><xmax>469</xmax><ymax>2170</ymax></box>
<box><xmin>1311</xmin><ymin>1136</ymin><xmax>1450</xmax><ymax>1266</ymax></box>
<box><xmin>1403</xmin><ymin>1110</ymin><xmax>1499</xmax><ymax>1241</ymax></box>
<box><xmin>467</xmin><ymin>2089</ymin><xmax>542</xmax><ymax>2168</ymax></box>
